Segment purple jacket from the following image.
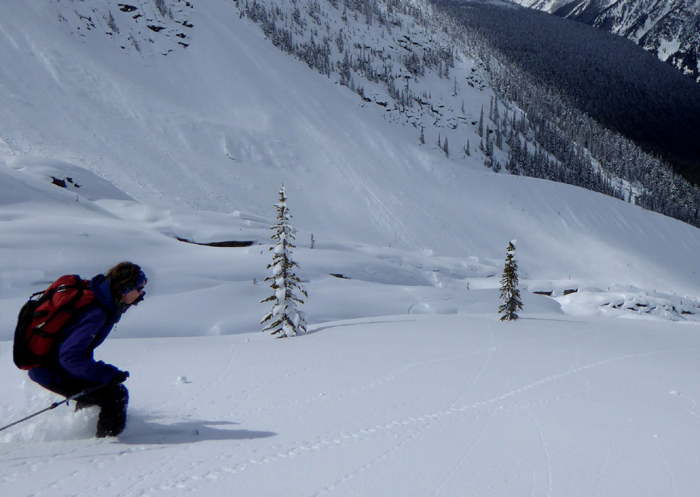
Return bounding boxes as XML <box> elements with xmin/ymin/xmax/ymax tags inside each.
<box><xmin>29</xmin><ymin>274</ymin><xmax>123</xmax><ymax>387</ymax></box>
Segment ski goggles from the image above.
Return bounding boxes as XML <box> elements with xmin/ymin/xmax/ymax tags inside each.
<box><xmin>124</xmin><ymin>270</ymin><xmax>148</xmax><ymax>299</ymax></box>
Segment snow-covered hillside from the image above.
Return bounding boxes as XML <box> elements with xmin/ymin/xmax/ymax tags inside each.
<box><xmin>4</xmin><ymin>314</ymin><xmax>700</xmax><ymax>496</ymax></box>
<box><xmin>2</xmin><ymin>0</ymin><xmax>700</xmax><ymax>495</ymax></box>
<box><xmin>1</xmin><ymin>0</ymin><xmax>698</xmax><ymax>294</ymax></box>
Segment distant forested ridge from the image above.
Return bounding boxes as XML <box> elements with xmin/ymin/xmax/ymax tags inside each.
<box><xmin>507</xmin><ymin>0</ymin><xmax>700</xmax><ymax>84</ymax></box>
<box><xmin>432</xmin><ymin>0</ymin><xmax>700</xmax><ymax>186</ymax></box>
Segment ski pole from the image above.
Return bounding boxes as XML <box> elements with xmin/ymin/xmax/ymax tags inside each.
<box><xmin>0</xmin><ymin>383</ymin><xmax>107</xmax><ymax>434</ymax></box>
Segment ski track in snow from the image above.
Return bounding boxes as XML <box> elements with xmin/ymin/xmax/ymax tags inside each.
<box><xmin>226</xmin><ymin>327</ymin><xmax>581</xmax><ymax>443</ymax></box>
<box><xmin>525</xmin><ymin>406</ymin><xmax>554</xmax><ymax>497</ymax></box>
<box><xmin>653</xmin><ymin>435</ymin><xmax>678</xmax><ymax>497</ymax></box>
<box><xmin>57</xmin><ymin>335</ymin><xmax>688</xmax><ymax>495</ymax></box>
<box><xmin>164</xmin><ymin>353</ymin><xmax>672</xmax><ymax>494</ymax></box>
<box><xmin>182</xmin><ymin>345</ymin><xmax>238</xmax><ymax>408</ymax></box>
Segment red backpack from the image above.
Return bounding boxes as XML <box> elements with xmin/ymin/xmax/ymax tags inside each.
<box><xmin>13</xmin><ymin>275</ymin><xmax>95</xmax><ymax>370</ymax></box>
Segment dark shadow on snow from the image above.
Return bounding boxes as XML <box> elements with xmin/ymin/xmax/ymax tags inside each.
<box><xmin>117</xmin><ymin>418</ymin><xmax>276</xmax><ymax>445</ymax></box>
<box><xmin>518</xmin><ymin>316</ymin><xmax>587</xmax><ymax>324</ymax></box>
<box><xmin>308</xmin><ymin>319</ymin><xmax>413</xmax><ymax>335</ymax></box>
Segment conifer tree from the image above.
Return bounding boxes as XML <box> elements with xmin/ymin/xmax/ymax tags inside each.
<box><xmin>443</xmin><ymin>136</ymin><xmax>449</xmax><ymax>157</ymax></box>
<box><xmin>478</xmin><ymin>105</ymin><xmax>484</xmax><ymax>138</ymax></box>
<box><xmin>499</xmin><ymin>240</ymin><xmax>523</xmax><ymax>321</ymax></box>
<box><xmin>419</xmin><ymin>126</ymin><xmax>425</xmax><ymax>145</ymax></box>
<box><xmin>261</xmin><ymin>185</ymin><xmax>308</xmax><ymax>337</ymax></box>
<box><xmin>339</xmin><ymin>51</ymin><xmax>351</xmax><ymax>87</ymax></box>
<box><xmin>485</xmin><ymin>126</ymin><xmax>493</xmax><ymax>158</ymax></box>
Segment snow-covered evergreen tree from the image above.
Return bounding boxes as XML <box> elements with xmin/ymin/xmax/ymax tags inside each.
<box><xmin>261</xmin><ymin>185</ymin><xmax>308</xmax><ymax>338</ymax></box>
<box><xmin>499</xmin><ymin>240</ymin><xmax>523</xmax><ymax>321</ymax></box>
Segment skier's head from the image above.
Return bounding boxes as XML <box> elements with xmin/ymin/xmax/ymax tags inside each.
<box><xmin>106</xmin><ymin>262</ymin><xmax>147</xmax><ymax>306</ymax></box>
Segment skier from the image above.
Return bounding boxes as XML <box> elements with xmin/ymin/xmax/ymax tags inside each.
<box><xmin>26</xmin><ymin>262</ymin><xmax>147</xmax><ymax>438</ymax></box>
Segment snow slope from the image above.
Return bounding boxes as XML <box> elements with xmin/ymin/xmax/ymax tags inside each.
<box><xmin>0</xmin><ymin>1</ymin><xmax>698</xmax><ymax>301</ymax></box>
<box><xmin>3</xmin><ymin>315</ymin><xmax>700</xmax><ymax>496</ymax></box>
<box><xmin>2</xmin><ymin>0</ymin><xmax>700</xmax><ymax>495</ymax></box>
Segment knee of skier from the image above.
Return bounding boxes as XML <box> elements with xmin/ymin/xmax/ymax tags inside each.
<box><xmin>116</xmin><ymin>384</ymin><xmax>129</xmax><ymax>406</ymax></box>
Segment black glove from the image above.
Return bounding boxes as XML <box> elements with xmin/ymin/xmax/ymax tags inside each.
<box><xmin>109</xmin><ymin>370</ymin><xmax>130</xmax><ymax>386</ymax></box>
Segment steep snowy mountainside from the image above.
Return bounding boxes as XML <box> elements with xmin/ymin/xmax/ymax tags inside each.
<box><xmin>510</xmin><ymin>0</ymin><xmax>574</xmax><ymax>10</ymax></box>
<box><xmin>2</xmin><ymin>0</ymin><xmax>700</xmax><ymax>335</ymax></box>
<box><xmin>240</xmin><ymin>0</ymin><xmax>700</xmax><ymax>228</ymax></box>
<box><xmin>436</xmin><ymin>0</ymin><xmax>700</xmax><ymax>217</ymax></box>
<box><xmin>235</xmin><ymin>0</ymin><xmax>491</xmax><ymax>150</ymax></box>
<box><xmin>592</xmin><ymin>0</ymin><xmax>700</xmax><ymax>82</ymax></box>
<box><xmin>507</xmin><ymin>0</ymin><xmax>700</xmax><ymax>82</ymax></box>
<box><xmin>5</xmin><ymin>0</ymin><xmax>697</xmax><ymax>229</ymax></box>
<box><xmin>0</xmin><ymin>0</ymin><xmax>501</xmax><ymax>250</ymax></box>
<box><xmin>53</xmin><ymin>0</ymin><xmax>194</xmax><ymax>55</ymax></box>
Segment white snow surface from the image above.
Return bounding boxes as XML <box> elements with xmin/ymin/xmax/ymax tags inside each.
<box><xmin>2</xmin><ymin>0</ymin><xmax>700</xmax><ymax>495</ymax></box>
<box><xmin>4</xmin><ymin>316</ymin><xmax>700</xmax><ymax>496</ymax></box>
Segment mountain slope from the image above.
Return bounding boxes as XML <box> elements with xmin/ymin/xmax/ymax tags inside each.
<box><xmin>0</xmin><ymin>0</ymin><xmax>699</xmax><ymax>324</ymax></box>
<box><xmin>235</xmin><ymin>0</ymin><xmax>700</xmax><ymax>226</ymax></box>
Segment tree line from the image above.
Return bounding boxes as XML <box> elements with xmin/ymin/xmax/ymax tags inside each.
<box><xmin>431</xmin><ymin>0</ymin><xmax>700</xmax><ymax>227</ymax></box>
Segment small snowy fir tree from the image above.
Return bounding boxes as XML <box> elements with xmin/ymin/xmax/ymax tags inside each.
<box><xmin>261</xmin><ymin>185</ymin><xmax>308</xmax><ymax>338</ymax></box>
<box><xmin>499</xmin><ymin>240</ymin><xmax>523</xmax><ymax>321</ymax></box>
